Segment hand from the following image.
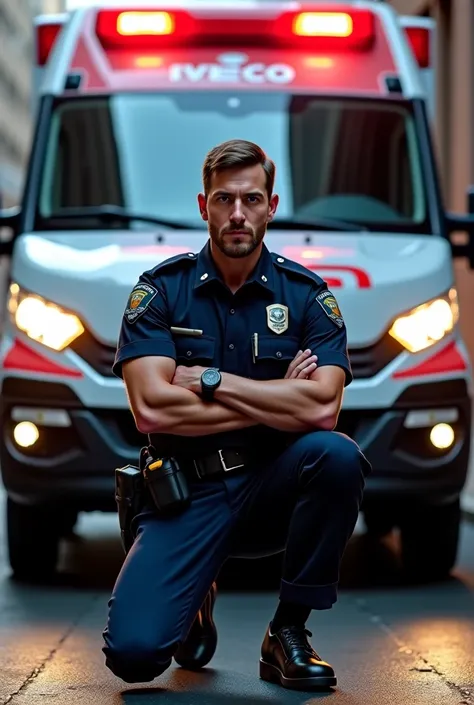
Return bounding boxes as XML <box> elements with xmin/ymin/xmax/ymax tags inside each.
<box><xmin>285</xmin><ymin>349</ymin><xmax>318</xmax><ymax>379</ymax></box>
<box><xmin>172</xmin><ymin>365</ymin><xmax>206</xmax><ymax>394</ymax></box>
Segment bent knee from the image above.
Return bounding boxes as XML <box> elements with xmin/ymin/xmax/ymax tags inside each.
<box><xmin>298</xmin><ymin>431</ymin><xmax>370</xmax><ymax>485</ymax></box>
<box><xmin>103</xmin><ymin>637</ymin><xmax>174</xmax><ymax>683</ymax></box>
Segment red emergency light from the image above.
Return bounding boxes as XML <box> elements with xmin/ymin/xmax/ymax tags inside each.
<box><xmin>95</xmin><ymin>7</ymin><xmax>375</xmax><ymax>50</ymax></box>
<box><xmin>36</xmin><ymin>20</ymin><xmax>64</xmax><ymax>66</ymax></box>
<box><xmin>404</xmin><ymin>26</ymin><xmax>431</xmax><ymax>68</ymax></box>
<box><xmin>291</xmin><ymin>10</ymin><xmax>374</xmax><ymax>48</ymax></box>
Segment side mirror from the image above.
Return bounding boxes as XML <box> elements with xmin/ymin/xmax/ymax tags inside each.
<box><xmin>445</xmin><ymin>186</ymin><xmax>474</xmax><ymax>268</ymax></box>
<box><xmin>0</xmin><ymin>206</ymin><xmax>20</xmax><ymax>257</ymax></box>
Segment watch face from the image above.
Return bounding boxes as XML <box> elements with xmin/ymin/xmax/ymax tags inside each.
<box><xmin>203</xmin><ymin>369</ymin><xmax>220</xmax><ymax>387</ymax></box>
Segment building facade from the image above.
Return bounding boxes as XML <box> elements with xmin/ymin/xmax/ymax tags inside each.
<box><xmin>0</xmin><ymin>0</ymin><xmax>36</xmax><ymax>206</ymax></box>
<box><xmin>0</xmin><ymin>0</ymin><xmax>65</xmax><ymax>207</ymax></box>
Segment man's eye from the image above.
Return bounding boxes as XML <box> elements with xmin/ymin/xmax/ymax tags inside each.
<box><xmin>217</xmin><ymin>196</ymin><xmax>229</xmax><ymax>203</ymax></box>
<box><xmin>248</xmin><ymin>196</ymin><xmax>259</xmax><ymax>203</ymax></box>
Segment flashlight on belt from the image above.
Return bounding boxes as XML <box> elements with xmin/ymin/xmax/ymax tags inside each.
<box><xmin>143</xmin><ymin>454</ymin><xmax>190</xmax><ymax>514</ymax></box>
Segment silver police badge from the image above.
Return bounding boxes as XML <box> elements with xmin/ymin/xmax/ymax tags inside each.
<box><xmin>266</xmin><ymin>304</ymin><xmax>289</xmax><ymax>334</ymax></box>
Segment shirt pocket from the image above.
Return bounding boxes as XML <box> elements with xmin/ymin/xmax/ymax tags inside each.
<box><xmin>251</xmin><ymin>335</ymin><xmax>300</xmax><ymax>380</ymax></box>
<box><xmin>174</xmin><ymin>335</ymin><xmax>216</xmax><ymax>366</ymax></box>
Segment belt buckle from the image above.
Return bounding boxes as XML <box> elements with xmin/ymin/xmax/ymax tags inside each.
<box><xmin>218</xmin><ymin>449</ymin><xmax>245</xmax><ymax>473</ymax></box>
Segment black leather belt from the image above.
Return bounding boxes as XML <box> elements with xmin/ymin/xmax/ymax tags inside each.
<box><xmin>179</xmin><ymin>448</ymin><xmax>250</xmax><ymax>480</ymax></box>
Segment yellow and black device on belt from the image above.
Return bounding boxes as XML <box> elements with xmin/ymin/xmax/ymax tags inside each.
<box><xmin>143</xmin><ymin>452</ymin><xmax>191</xmax><ymax>514</ymax></box>
<box><xmin>115</xmin><ymin>447</ymin><xmax>190</xmax><ymax>554</ymax></box>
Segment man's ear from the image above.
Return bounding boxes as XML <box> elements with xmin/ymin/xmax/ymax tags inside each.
<box><xmin>267</xmin><ymin>193</ymin><xmax>279</xmax><ymax>222</ymax></box>
<box><xmin>198</xmin><ymin>193</ymin><xmax>208</xmax><ymax>221</ymax></box>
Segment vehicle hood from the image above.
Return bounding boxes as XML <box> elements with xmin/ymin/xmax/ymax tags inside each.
<box><xmin>11</xmin><ymin>229</ymin><xmax>454</xmax><ymax>347</ymax></box>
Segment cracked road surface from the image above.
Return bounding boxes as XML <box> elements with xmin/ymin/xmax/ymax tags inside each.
<box><xmin>1</xmin><ymin>494</ymin><xmax>474</xmax><ymax>705</ymax></box>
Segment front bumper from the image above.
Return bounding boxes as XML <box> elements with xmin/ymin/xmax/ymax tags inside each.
<box><xmin>336</xmin><ymin>378</ymin><xmax>471</xmax><ymax>502</ymax></box>
<box><xmin>1</xmin><ymin>376</ymin><xmax>471</xmax><ymax>508</ymax></box>
<box><xmin>0</xmin><ymin>377</ymin><xmax>145</xmax><ymax>508</ymax></box>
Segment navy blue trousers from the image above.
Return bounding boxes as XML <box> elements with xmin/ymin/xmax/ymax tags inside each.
<box><xmin>102</xmin><ymin>431</ymin><xmax>370</xmax><ymax>683</ymax></box>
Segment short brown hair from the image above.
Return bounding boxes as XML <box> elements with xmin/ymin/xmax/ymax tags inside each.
<box><xmin>202</xmin><ymin>139</ymin><xmax>276</xmax><ymax>200</ymax></box>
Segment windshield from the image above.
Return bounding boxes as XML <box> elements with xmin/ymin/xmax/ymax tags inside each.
<box><xmin>37</xmin><ymin>92</ymin><xmax>429</xmax><ymax>233</ymax></box>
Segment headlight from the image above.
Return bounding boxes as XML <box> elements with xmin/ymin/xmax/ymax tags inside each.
<box><xmin>7</xmin><ymin>283</ymin><xmax>84</xmax><ymax>351</ymax></box>
<box><xmin>389</xmin><ymin>289</ymin><xmax>459</xmax><ymax>354</ymax></box>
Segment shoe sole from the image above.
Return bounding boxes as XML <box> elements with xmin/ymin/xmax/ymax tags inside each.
<box><xmin>259</xmin><ymin>659</ymin><xmax>337</xmax><ymax>691</ymax></box>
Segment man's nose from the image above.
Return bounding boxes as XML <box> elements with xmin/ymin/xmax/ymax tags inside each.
<box><xmin>230</xmin><ymin>200</ymin><xmax>245</xmax><ymax>223</ymax></box>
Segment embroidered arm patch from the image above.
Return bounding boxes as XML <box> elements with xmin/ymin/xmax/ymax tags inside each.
<box><xmin>124</xmin><ymin>283</ymin><xmax>158</xmax><ymax>323</ymax></box>
<box><xmin>315</xmin><ymin>290</ymin><xmax>344</xmax><ymax>328</ymax></box>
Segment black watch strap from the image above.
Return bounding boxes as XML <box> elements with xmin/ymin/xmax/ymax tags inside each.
<box><xmin>201</xmin><ymin>386</ymin><xmax>215</xmax><ymax>402</ymax></box>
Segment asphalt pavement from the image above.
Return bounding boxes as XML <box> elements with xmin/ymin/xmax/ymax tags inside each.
<box><xmin>0</xmin><ymin>492</ymin><xmax>474</xmax><ymax>705</ymax></box>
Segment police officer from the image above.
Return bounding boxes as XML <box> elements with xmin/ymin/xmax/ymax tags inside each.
<box><xmin>102</xmin><ymin>139</ymin><xmax>371</xmax><ymax>691</ymax></box>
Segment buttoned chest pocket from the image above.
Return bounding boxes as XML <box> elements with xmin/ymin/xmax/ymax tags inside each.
<box><xmin>251</xmin><ymin>335</ymin><xmax>300</xmax><ymax>380</ymax></box>
<box><xmin>174</xmin><ymin>335</ymin><xmax>216</xmax><ymax>366</ymax></box>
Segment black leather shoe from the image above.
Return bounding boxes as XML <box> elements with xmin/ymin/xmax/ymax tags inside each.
<box><xmin>174</xmin><ymin>582</ymin><xmax>217</xmax><ymax>670</ymax></box>
<box><xmin>260</xmin><ymin>624</ymin><xmax>337</xmax><ymax>690</ymax></box>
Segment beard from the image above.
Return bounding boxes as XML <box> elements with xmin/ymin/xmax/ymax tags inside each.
<box><xmin>209</xmin><ymin>222</ymin><xmax>266</xmax><ymax>259</ymax></box>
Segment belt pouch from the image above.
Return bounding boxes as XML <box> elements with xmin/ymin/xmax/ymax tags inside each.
<box><xmin>143</xmin><ymin>456</ymin><xmax>191</xmax><ymax>515</ymax></box>
<box><xmin>115</xmin><ymin>464</ymin><xmax>145</xmax><ymax>553</ymax></box>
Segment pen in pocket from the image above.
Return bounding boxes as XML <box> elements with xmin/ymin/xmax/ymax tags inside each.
<box><xmin>252</xmin><ymin>333</ymin><xmax>259</xmax><ymax>363</ymax></box>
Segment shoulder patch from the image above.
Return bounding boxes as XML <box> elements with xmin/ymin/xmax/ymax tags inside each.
<box><xmin>315</xmin><ymin>290</ymin><xmax>344</xmax><ymax>328</ymax></box>
<box><xmin>149</xmin><ymin>252</ymin><xmax>197</xmax><ymax>278</ymax></box>
<box><xmin>271</xmin><ymin>253</ymin><xmax>325</xmax><ymax>285</ymax></box>
<box><xmin>124</xmin><ymin>282</ymin><xmax>158</xmax><ymax>324</ymax></box>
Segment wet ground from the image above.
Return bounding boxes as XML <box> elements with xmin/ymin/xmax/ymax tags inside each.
<box><xmin>0</xmin><ymin>494</ymin><xmax>473</xmax><ymax>705</ymax></box>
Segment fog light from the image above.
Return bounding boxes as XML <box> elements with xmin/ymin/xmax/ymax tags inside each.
<box><xmin>430</xmin><ymin>423</ymin><xmax>455</xmax><ymax>450</ymax></box>
<box><xmin>13</xmin><ymin>421</ymin><xmax>39</xmax><ymax>448</ymax></box>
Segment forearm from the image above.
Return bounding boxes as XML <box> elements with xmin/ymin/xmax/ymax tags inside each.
<box><xmin>214</xmin><ymin>373</ymin><xmax>337</xmax><ymax>432</ymax></box>
<box><xmin>136</xmin><ymin>384</ymin><xmax>257</xmax><ymax>436</ymax></box>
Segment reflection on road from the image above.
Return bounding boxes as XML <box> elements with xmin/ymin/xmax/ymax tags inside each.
<box><xmin>1</xmin><ymin>498</ymin><xmax>474</xmax><ymax>704</ymax></box>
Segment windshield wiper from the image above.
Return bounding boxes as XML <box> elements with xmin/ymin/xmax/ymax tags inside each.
<box><xmin>269</xmin><ymin>217</ymin><xmax>367</xmax><ymax>232</ymax></box>
<box><xmin>43</xmin><ymin>205</ymin><xmax>196</xmax><ymax>230</ymax></box>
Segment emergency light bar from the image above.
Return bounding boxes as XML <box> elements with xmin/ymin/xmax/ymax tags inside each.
<box><xmin>96</xmin><ymin>7</ymin><xmax>375</xmax><ymax>50</ymax></box>
<box><xmin>117</xmin><ymin>11</ymin><xmax>174</xmax><ymax>36</ymax></box>
<box><xmin>294</xmin><ymin>12</ymin><xmax>353</xmax><ymax>37</ymax></box>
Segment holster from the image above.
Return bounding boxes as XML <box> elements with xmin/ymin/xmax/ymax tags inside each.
<box><xmin>114</xmin><ymin>447</ymin><xmax>148</xmax><ymax>554</ymax></box>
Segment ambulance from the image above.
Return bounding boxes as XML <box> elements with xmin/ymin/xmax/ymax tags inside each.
<box><xmin>1</xmin><ymin>1</ymin><xmax>473</xmax><ymax>582</ymax></box>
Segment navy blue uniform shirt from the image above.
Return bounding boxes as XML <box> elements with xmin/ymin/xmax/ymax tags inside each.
<box><xmin>113</xmin><ymin>241</ymin><xmax>352</xmax><ymax>457</ymax></box>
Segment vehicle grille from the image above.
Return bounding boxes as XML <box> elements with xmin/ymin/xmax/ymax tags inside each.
<box><xmin>70</xmin><ymin>330</ymin><xmax>403</xmax><ymax>380</ymax></box>
<box><xmin>348</xmin><ymin>335</ymin><xmax>403</xmax><ymax>379</ymax></box>
<box><xmin>70</xmin><ymin>330</ymin><xmax>116</xmax><ymax>377</ymax></box>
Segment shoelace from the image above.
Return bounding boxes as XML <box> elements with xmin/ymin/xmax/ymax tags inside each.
<box><xmin>279</xmin><ymin>627</ymin><xmax>321</xmax><ymax>660</ymax></box>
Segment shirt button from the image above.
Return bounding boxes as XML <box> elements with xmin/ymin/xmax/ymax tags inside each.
<box><xmin>187</xmin><ymin>351</ymin><xmax>192</xmax><ymax>357</ymax></box>
<box><xmin>261</xmin><ymin>275</ymin><xmax>267</xmax><ymax>282</ymax></box>
<box><xmin>228</xmin><ymin>343</ymin><xmax>235</xmax><ymax>350</ymax></box>
<box><xmin>277</xmin><ymin>257</ymin><xmax>284</xmax><ymax>263</ymax></box>
<box><xmin>200</xmin><ymin>273</ymin><xmax>208</xmax><ymax>280</ymax></box>
<box><xmin>229</xmin><ymin>308</ymin><xmax>235</xmax><ymax>315</ymax></box>
<box><xmin>276</xmin><ymin>351</ymin><xmax>282</xmax><ymax>358</ymax></box>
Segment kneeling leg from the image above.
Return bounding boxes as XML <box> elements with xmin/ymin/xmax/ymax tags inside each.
<box><xmin>102</xmin><ymin>484</ymin><xmax>232</xmax><ymax>683</ymax></box>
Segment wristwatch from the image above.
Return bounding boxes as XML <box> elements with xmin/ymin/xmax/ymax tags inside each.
<box><xmin>200</xmin><ymin>368</ymin><xmax>222</xmax><ymax>401</ymax></box>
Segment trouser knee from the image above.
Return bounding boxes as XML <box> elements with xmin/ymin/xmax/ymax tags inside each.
<box><xmin>103</xmin><ymin>641</ymin><xmax>174</xmax><ymax>683</ymax></box>
<box><xmin>297</xmin><ymin>431</ymin><xmax>371</xmax><ymax>494</ymax></box>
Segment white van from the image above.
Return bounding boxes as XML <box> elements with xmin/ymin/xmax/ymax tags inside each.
<box><xmin>1</xmin><ymin>1</ymin><xmax>473</xmax><ymax>581</ymax></box>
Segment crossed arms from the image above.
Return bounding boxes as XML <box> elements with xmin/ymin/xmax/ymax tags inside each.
<box><xmin>122</xmin><ymin>349</ymin><xmax>345</xmax><ymax>437</ymax></box>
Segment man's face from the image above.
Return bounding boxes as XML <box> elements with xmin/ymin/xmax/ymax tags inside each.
<box><xmin>198</xmin><ymin>164</ymin><xmax>279</xmax><ymax>259</ymax></box>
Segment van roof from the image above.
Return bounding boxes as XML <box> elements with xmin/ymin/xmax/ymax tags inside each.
<box><xmin>34</xmin><ymin>1</ymin><xmax>428</xmax><ymax>99</ymax></box>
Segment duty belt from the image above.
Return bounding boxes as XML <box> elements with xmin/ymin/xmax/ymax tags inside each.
<box><xmin>179</xmin><ymin>448</ymin><xmax>250</xmax><ymax>480</ymax></box>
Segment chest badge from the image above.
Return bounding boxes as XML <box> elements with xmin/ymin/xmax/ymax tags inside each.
<box><xmin>266</xmin><ymin>304</ymin><xmax>289</xmax><ymax>335</ymax></box>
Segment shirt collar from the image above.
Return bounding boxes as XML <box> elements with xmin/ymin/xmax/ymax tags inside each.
<box><xmin>194</xmin><ymin>240</ymin><xmax>275</xmax><ymax>293</ymax></box>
